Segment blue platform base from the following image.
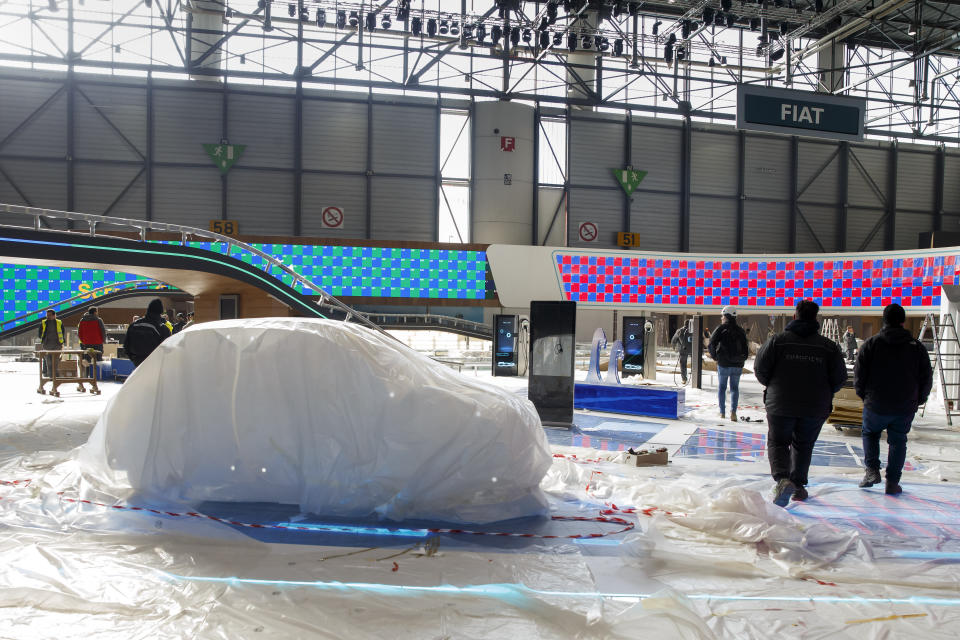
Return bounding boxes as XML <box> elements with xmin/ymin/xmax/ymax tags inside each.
<box><xmin>574</xmin><ymin>383</ymin><xmax>687</xmax><ymax>419</ymax></box>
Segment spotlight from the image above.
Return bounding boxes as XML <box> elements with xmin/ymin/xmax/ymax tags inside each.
<box><xmin>366</xmin><ymin>12</ymin><xmax>376</xmax><ymax>31</ymax></box>
<box><xmin>396</xmin><ymin>3</ymin><xmax>409</xmax><ymax>21</ymax></box>
<box><xmin>288</xmin><ymin>3</ymin><xmax>296</xmax><ymax>18</ymax></box>
<box><xmin>715</xmin><ymin>12</ymin><xmax>725</xmax><ymax>26</ymax></box>
<box><xmin>652</xmin><ymin>20</ymin><xmax>661</xmax><ymax>35</ymax></box>
<box><xmin>676</xmin><ymin>45</ymin><xmax>685</xmax><ymax>61</ymax></box>
<box><xmin>594</xmin><ymin>34</ymin><xmax>602</xmax><ymax>49</ymax></box>
<box><xmin>317</xmin><ymin>8</ymin><xmax>326</xmax><ymax>27</ymax></box>
<box><xmin>539</xmin><ymin>17</ymin><xmax>549</xmax><ymax>31</ymax></box>
<box><xmin>539</xmin><ymin>30</ymin><xmax>549</xmax><ymax>48</ymax></box>
<box><xmin>613</xmin><ymin>38</ymin><xmax>623</xmax><ymax>56</ymax></box>
<box><xmin>547</xmin><ymin>0</ymin><xmax>558</xmax><ymax>20</ymax></box>
<box><xmin>721</xmin><ymin>56</ymin><xmax>727</xmax><ymax>65</ymax></box>
<box><xmin>720</xmin><ymin>0</ymin><xmax>732</xmax><ymax>10</ymax></box>
<box><xmin>411</xmin><ymin>16</ymin><xmax>422</xmax><ymax>35</ymax></box>
<box><xmin>756</xmin><ymin>43</ymin><xmax>764</xmax><ymax>56</ymax></box>
<box><xmin>664</xmin><ymin>43</ymin><xmax>674</xmax><ymax>65</ymax></box>
<box><xmin>264</xmin><ymin>2</ymin><xmax>273</xmax><ymax>31</ymax></box>
<box><xmin>491</xmin><ymin>24</ymin><xmax>502</xmax><ymax>43</ymax></box>
<box><xmin>599</xmin><ymin>37</ymin><xmax>610</xmax><ymax>51</ymax></box>
<box><xmin>726</xmin><ymin>13</ymin><xmax>736</xmax><ymax>28</ymax></box>
<box><xmin>628</xmin><ymin>1</ymin><xmax>640</xmax><ymax>16</ymax></box>
<box><xmin>553</xmin><ymin>31</ymin><xmax>563</xmax><ymax>46</ymax></box>
<box><xmin>439</xmin><ymin>19</ymin><xmax>449</xmax><ymax>35</ymax></box>
<box><xmin>702</xmin><ymin>7</ymin><xmax>714</xmax><ymax>25</ymax></box>
<box><xmin>581</xmin><ymin>33</ymin><xmax>592</xmax><ymax>49</ymax></box>
<box><xmin>240</xmin><ymin>53</ymin><xmax>246</xmax><ymax>64</ymax></box>
<box><xmin>477</xmin><ymin>23</ymin><xmax>487</xmax><ymax>41</ymax></box>
<box><xmin>908</xmin><ymin>22</ymin><xmax>918</xmax><ymax>35</ymax></box>
<box><xmin>749</xmin><ymin>17</ymin><xmax>760</xmax><ymax>31</ymax></box>
<box><xmin>144</xmin><ymin>0</ymin><xmax>152</xmax><ymax>7</ymax></box>
<box><xmin>451</xmin><ymin>21</ymin><xmax>460</xmax><ymax>35</ymax></box>
<box><xmin>814</xmin><ymin>0</ymin><xmax>824</xmax><ymax>12</ymax></box>
<box><xmin>336</xmin><ymin>10</ymin><xmax>346</xmax><ymax>29</ymax></box>
<box><xmin>427</xmin><ymin>17</ymin><xmax>437</xmax><ymax>36</ymax></box>
<box><xmin>613</xmin><ymin>0</ymin><xmax>625</xmax><ymax>17</ymax></box>
<box><xmin>774</xmin><ymin>0</ymin><xmax>783</xmax><ymax>6</ymax></box>
<box><xmin>681</xmin><ymin>20</ymin><xmax>691</xmax><ymax>39</ymax></box>
<box><xmin>381</xmin><ymin>13</ymin><xmax>392</xmax><ymax>29</ymax></box>
<box><xmin>349</xmin><ymin>11</ymin><xmax>359</xmax><ymax>27</ymax></box>
<box><xmin>300</xmin><ymin>6</ymin><xmax>309</xmax><ymax>21</ymax></box>
<box><xmin>522</xmin><ymin>28</ymin><xmax>531</xmax><ymax>43</ymax></box>
<box><xmin>667</xmin><ymin>32</ymin><xmax>676</xmax><ymax>45</ymax></box>
<box><xmin>567</xmin><ymin>32</ymin><xmax>577</xmax><ymax>51</ymax></box>
<box><xmin>780</xmin><ymin>21</ymin><xmax>789</xmax><ymax>36</ymax></box>
<box><xmin>770</xmin><ymin>48</ymin><xmax>785</xmax><ymax>61</ymax></box>
<box><xmin>510</xmin><ymin>27</ymin><xmax>520</xmax><ymax>45</ymax></box>
<box><xmin>709</xmin><ymin>57</ymin><xmax>716</xmax><ymax>67</ymax></box>
<box><xmin>463</xmin><ymin>23</ymin><xmax>474</xmax><ymax>38</ymax></box>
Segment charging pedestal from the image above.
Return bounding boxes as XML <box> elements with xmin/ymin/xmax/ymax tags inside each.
<box><xmin>492</xmin><ymin>314</ymin><xmax>519</xmax><ymax>376</ymax></box>
<box><xmin>622</xmin><ymin>316</ymin><xmax>645</xmax><ymax>377</ymax></box>
<box><xmin>528</xmin><ymin>301</ymin><xmax>576</xmax><ymax>427</ymax></box>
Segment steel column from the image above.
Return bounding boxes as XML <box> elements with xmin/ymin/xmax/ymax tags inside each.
<box><xmin>365</xmin><ymin>93</ymin><xmax>373</xmax><ymax>239</ymax></box>
<box><xmin>679</xmin><ymin>117</ymin><xmax>691</xmax><ymax>252</ymax></box>
<box><xmin>884</xmin><ymin>141</ymin><xmax>897</xmax><ymax>249</ymax></box>
<box><xmin>736</xmin><ymin>130</ymin><xmax>745</xmax><ymax>253</ymax></box>
<box><xmin>623</xmin><ymin>111</ymin><xmax>631</xmax><ymax>234</ymax></box>
<box><xmin>221</xmin><ymin>83</ymin><xmax>228</xmax><ymax>221</ymax></box>
<box><xmin>789</xmin><ymin>136</ymin><xmax>798</xmax><ymax>252</ymax></box>
<box><xmin>838</xmin><ymin>142</ymin><xmax>849</xmax><ymax>252</ymax></box>
<box><xmin>146</xmin><ymin>74</ymin><xmax>153</xmax><ymax>222</ymax></box>
<box><xmin>934</xmin><ymin>145</ymin><xmax>945</xmax><ymax>232</ymax></box>
<box><xmin>532</xmin><ymin>103</ymin><xmax>539</xmax><ymax>246</ymax></box>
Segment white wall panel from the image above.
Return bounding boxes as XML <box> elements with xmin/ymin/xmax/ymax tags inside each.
<box><xmin>227</xmin><ymin>170</ymin><xmax>294</xmax><ymax>235</ymax></box>
<box><xmin>846</xmin><ymin>208</ymin><xmax>884</xmax><ymax>252</ymax></box>
<box><xmin>795</xmin><ymin>203</ymin><xmax>837</xmax><ymax>253</ymax></box>
<box><xmin>0</xmin><ymin>80</ymin><xmax>65</xmax><ymax>158</ymax></box>
<box><xmin>945</xmin><ymin>153</ymin><xmax>960</xmax><ymax>215</ymax></box>
<box><xmin>690</xmin><ymin>196</ymin><xmax>736</xmax><ymax>252</ymax></box>
<box><xmin>152</xmin><ymin>166</ymin><xmax>220</xmax><ymax>227</ymax></box>
<box><xmin>630</xmin><ymin>192</ymin><xmax>680</xmax><ymax>250</ymax></box>
<box><xmin>371</xmin><ymin>104</ymin><xmax>436</xmax><ymax>175</ymax></box>
<box><xmin>897</xmin><ymin>150</ymin><xmax>936</xmax><ymax>212</ymax></box>
<box><xmin>75</xmin><ymin>164</ymin><xmax>145</xmax><ymax>219</ymax></box>
<box><xmin>302</xmin><ymin>99</ymin><xmax>367</xmax><ymax>172</ymax></box>
<box><xmin>370</xmin><ymin>177</ymin><xmax>435</xmax><ymax>241</ymax></box>
<box><xmin>743</xmin><ymin>201</ymin><xmax>789</xmax><ymax>253</ymax></box>
<box><xmin>75</xmin><ymin>83</ymin><xmax>146</xmax><ymax>162</ymax></box>
<box><xmin>301</xmin><ymin>173</ymin><xmax>366</xmax><ymax>238</ymax></box>
<box><xmin>630</xmin><ymin>124</ymin><xmax>682</xmax><ymax>192</ymax></box>
<box><xmin>537</xmin><ymin>187</ymin><xmax>565</xmax><ymax>246</ymax></box>
<box><xmin>798</xmin><ymin>141</ymin><xmax>839</xmax><ymax>205</ymax></box>
<box><xmin>895</xmin><ymin>211</ymin><xmax>934</xmax><ymax>250</ymax></box>
<box><xmin>744</xmin><ymin>136</ymin><xmax>790</xmax><ymax>199</ymax></box>
<box><xmin>848</xmin><ymin>145</ymin><xmax>887</xmax><ymax>208</ymax></box>
<box><xmin>228</xmin><ymin>93</ymin><xmax>294</xmax><ymax>168</ymax></box>
<box><xmin>568</xmin><ymin>188</ymin><xmax>621</xmax><ymax>248</ymax></box>
<box><xmin>691</xmin><ymin>131</ymin><xmax>737</xmax><ymax>197</ymax></box>
<box><xmin>569</xmin><ymin>117</ymin><xmax>625</xmax><ymax>185</ymax></box>
<box><xmin>153</xmin><ymin>89</ymin><xmax>222</xmax><ymax>165</ymax></box>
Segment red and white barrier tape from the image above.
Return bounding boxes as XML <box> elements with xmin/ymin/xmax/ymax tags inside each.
<box><xmin>55</xmin><ymin>495</ymin><xmax>635</xmax><ymax>539</ymax></box>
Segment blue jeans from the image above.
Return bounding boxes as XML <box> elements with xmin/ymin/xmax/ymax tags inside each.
<box><xmin>717</xmin><ymin>365</ymin><xmax>741</xmax><ymax>415</ymax></box>
<box><xmin>861</xmin><ymin>408</ymin><xmax>914</xmax><ymax>483</ymax></box>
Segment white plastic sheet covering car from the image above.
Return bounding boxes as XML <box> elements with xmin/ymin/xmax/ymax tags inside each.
<box><xmin>78</xmin><ymin>318</ymin><xmax>551</xmax><ymax>523</ymax></box>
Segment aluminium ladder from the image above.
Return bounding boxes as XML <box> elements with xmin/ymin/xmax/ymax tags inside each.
<box><xmin>821</xmin><ymin>317</ymin><xmax>842</xmax><ymax>346</ymax></box>
<box><xmin>918</xmin><ymin>313</ymin><xmax>960</xmax><ymax>426</ymax></box>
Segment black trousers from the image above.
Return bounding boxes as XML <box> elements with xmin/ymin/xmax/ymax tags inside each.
<box><xmin>766</xmin><ymin>414</ymin><xmax>825</xmax><ymax>487</ymax></box>
<box><xmin>679</xmin><ymin>350</ymin><xmax>689</xmax><ymax>381</ymax></box>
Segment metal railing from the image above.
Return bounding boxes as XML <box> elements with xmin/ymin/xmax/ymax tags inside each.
<box><xmin>0</xmin><ymin>203</ymin><xmax>388</xmax><ymax>338</ymax></box>
<box><xmin>0</xmin><ymin>278</ymin><xmax>170</xmax><ymax>332</ymax></box>
<box><xmin>361</xmin><ymin>313</ymin><xmax>492</xmax><ymax>338</ymax></box>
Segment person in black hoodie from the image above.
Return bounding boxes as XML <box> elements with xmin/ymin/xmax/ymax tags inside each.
<box><xmin>123</xmin><ymin>298</ymin><xmax>172</xmax><ymax>367</ymax></box>
<box><xmin>708</xmin><ymin>305</ymin><xmax>748</xmax><ymax>422</ymax></box>
<box><xmin>755</xmin><ymin>300</ymin><xmax>847</xmax><ymax>506</ymax></box>
<box><xmin>854</xmin><ymin>304</ymin><xmax>932</xmax><ymax>495</ymax></box>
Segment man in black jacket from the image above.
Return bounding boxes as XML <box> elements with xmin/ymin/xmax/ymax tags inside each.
<box><xmin>709</xmin><ymin>306</ymin><xmax>748</xmax><ymax>422</ymax></box>
<box><xmin>671</xmin><ymin>320</ymin><xmax>693</xmax><ymax>384</ymax></box>
<box><xmin>123</xmin><ymin>298</ymin><xmax>172</xmax><ymax>367</ymax></box>
<box><xmin>854</xmin><ymin>304</ymin><xmax>932</xmax><ymax>495</ymax></box>
<box><xmin>755</xmin><ymin>300</ymin><xmax>847</xmax><ymax>506</ymax></box>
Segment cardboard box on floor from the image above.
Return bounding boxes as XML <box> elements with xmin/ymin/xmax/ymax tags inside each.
<box><xmin>624</xmin><ymin>448</ymin><xmax>669</xmax><ymax>467</ymax></box>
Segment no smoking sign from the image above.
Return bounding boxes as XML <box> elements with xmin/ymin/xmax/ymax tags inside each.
<box><xmin>578</xmin><ymin>221</ymin><xmax>598</xmax><ymax>243</ymax></box>
<box><xmin>321</xmin><ymin>206</ymin><xmax>344</xmax><ymax>228</ymax></box>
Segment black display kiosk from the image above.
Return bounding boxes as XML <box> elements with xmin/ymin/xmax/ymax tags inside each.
<box><xmin>528</xmin><ymin>300</ymin><xmax>576</xmax><ymax>427</ymax></box>
<box><xmin>492</xmin><ymin>314</ymin><xmax>519</xmax><ymax>377</ymax></box>
<box><xmin>621</xmin><ymin>315</ymin><xmax>646</xmax><ymax>377</ymax></box>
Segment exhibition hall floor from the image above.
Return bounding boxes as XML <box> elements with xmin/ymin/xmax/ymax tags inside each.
<box><xmin>1</xmin><ymin>359</ymin><xmax>959</xmax><ymax>639</ymax></box>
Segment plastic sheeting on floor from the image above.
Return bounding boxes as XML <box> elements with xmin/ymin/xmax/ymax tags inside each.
<box><xmin>77</xmin><ymin>319</ymin><xmax>551</xmax><ymax>523</ymax></box>
<box><xmin>2</xmin><ymin>359</ymin><xmax>960</xmax><ymax>638</ymax></box>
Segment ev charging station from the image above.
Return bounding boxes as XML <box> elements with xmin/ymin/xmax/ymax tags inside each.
<box><xmin>492</xmin><ymin>314</ymin><xmax>519</xmax><ymax>377</ymax></box>
<box><xmin>621</xmin><ymin>316</ymin><xmax>646</xmax><ymax>377</ymax></box>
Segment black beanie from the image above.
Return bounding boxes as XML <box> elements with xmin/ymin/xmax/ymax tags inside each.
<box><xmin>147</xmin><ymin>298</ymin><xmax>164</xmax><ymax>316</ymax></box>
<box><xmin>883</xmin><ymin>303</ymin><xmax>906</xmax><ymax>327</ymax></box>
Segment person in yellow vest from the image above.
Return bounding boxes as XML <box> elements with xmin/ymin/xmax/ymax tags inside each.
<box><xmin>161</xmin><ymin>313</ymin><xmax>174</xmax><ymax>334</ymax></box>
<box><xmin>38</xmin><ymin>308</ymin><xmax>64</xmax><ymax>378</ymax></box>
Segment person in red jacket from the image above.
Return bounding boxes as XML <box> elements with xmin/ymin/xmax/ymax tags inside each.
<box><xmin>77</xmin><ymin>306</ymin><xmax>107</xmax><ymax>381</ymax></box>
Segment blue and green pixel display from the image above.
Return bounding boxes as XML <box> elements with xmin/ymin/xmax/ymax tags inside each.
<box><xmin>2</xmin><ymin>242</ymin><xmax>489</xmax><ymax>332</ymax></box>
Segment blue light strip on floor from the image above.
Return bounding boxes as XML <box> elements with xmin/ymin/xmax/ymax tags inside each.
<box><xmin>271</xmin><ymin>522</ymin><xmax>432</xmax><ymax>537</ymax></box>
<box><xmin>160</xmin><ymin>572</ymin><xmax>960</xmax><ymax>606</ymax></box>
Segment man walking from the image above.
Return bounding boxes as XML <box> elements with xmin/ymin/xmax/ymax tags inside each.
<box><xmin>671</xmin><ymin>319</ymin><xmax>692</xmax><ymax>384</ymax></box>
<box><xmin>844</xmin><ymin>326</ymin><xmax>858</xmax><ymax>364</ymax></box>
<box><xmin>854</xmin><ymin>304</ymin><xmax>932</xmax><ymax>495</ymax></box>
<box><xmin>77</xmin><ymin>306</ymin><xmax>107</xmax><ymax>388</ymax></box>
<box><xmin>709</xmin><ymin>306</ymin><xmax>748</xmax><ymax>422</ymax></box>
<box><xmin>755</xmin><ymin>300</ymin><xmax>847</xmax><ymax>506</ymax></box>
<box><xmin>123</xmin><ymin>299</ymin><xmax>172</xmax><ymax>367</ymax></box>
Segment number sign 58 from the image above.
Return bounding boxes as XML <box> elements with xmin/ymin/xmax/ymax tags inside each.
<box><xmin>209</xmin><ymin>220</ymin><xmax>239</xmax><ymax>236</ymax></box>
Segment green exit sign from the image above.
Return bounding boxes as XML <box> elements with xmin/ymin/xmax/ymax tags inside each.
<box><xmin>737</xmin><ymin>86</ymin><xmax>865</xmax><ymax>141</ymax></box>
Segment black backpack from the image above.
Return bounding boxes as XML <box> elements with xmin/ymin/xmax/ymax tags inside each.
<box><xmin>124</xmin><ymin>320</ymin><xmax>162</xmax><ymax>366</ymax></box>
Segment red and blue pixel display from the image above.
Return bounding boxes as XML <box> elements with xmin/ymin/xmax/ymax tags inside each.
<box><xmin>556</xmin><ymin>252</ymin><xmax>957</xmax><ymax>309</ymax></box>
